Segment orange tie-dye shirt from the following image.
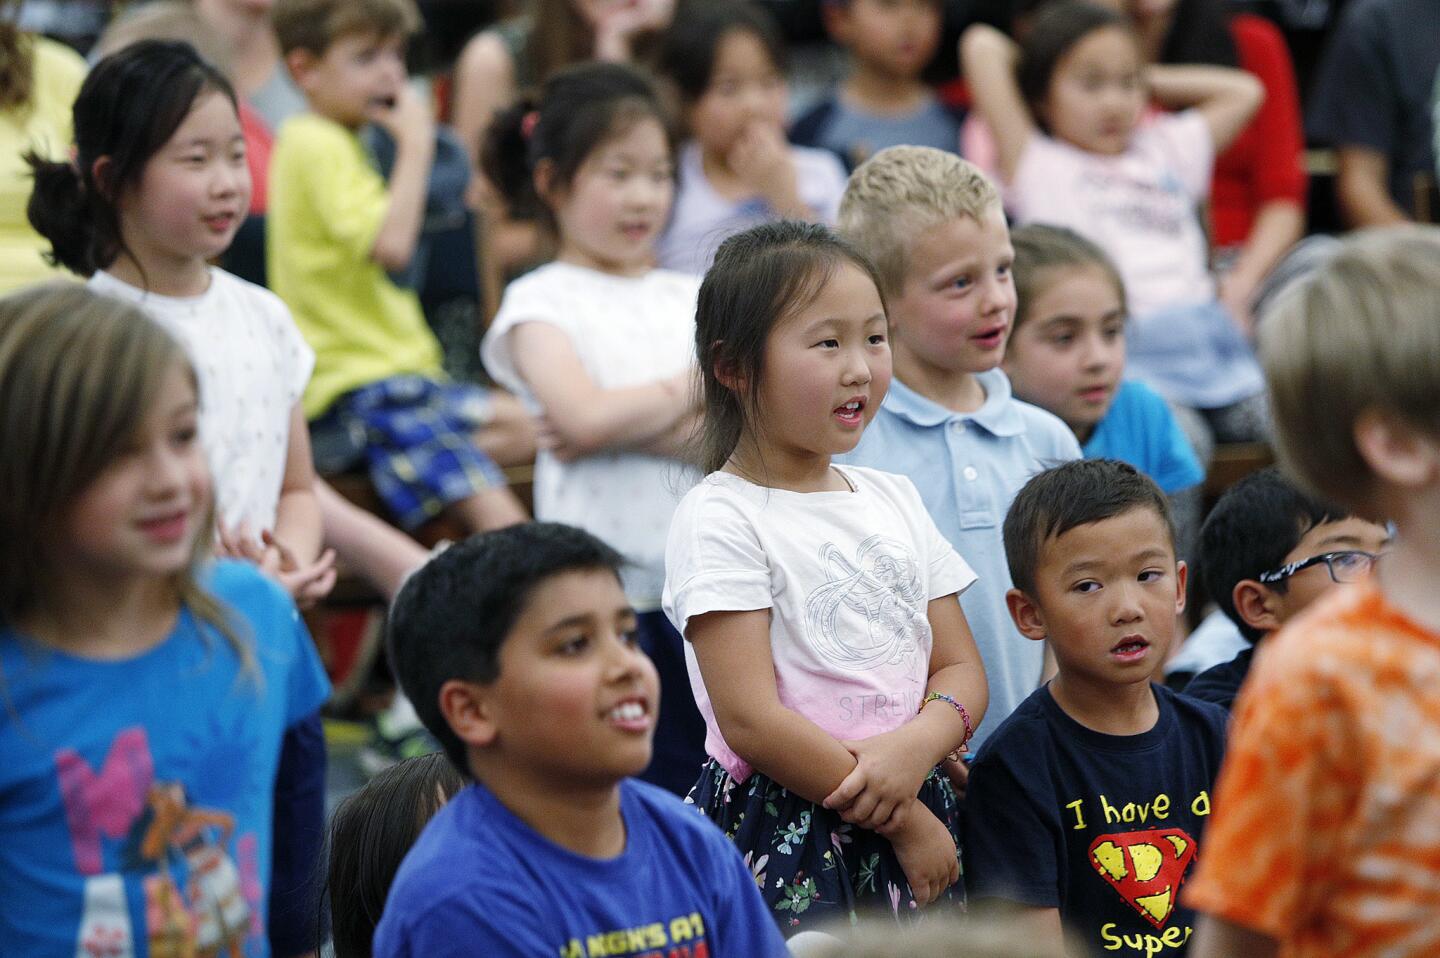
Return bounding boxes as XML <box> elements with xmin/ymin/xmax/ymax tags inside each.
<box><xmin>1184</xmin><ymin>577</ymin><xmax>1440</xmax><ymax>956</ymax></box>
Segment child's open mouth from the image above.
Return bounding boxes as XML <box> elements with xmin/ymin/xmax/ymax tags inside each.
<box><xmin>971</xmin><ymin>324</ymin><xmax>1008</xmax><ymax>350</ymax></box>
<box><xmin>605</xmin><ymin>697</ymin><xmax>652</xmax><ymax>733</ymax></box>
<box><xmin>833</xmin><ymin>398</ymin><xmax>866</xmax><ymax>426</ymax></box>
<box><xmin>1110</xmin><ymin>636</ymin><xmax>1150</xmax><ymax>662</ymax></box>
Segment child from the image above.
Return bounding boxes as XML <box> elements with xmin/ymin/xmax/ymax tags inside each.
<box><xmin>268</xmin><ymin>0</ymin><xmax>530</xmax><ymax>535</ymax></box>
<box><xmin>1186</xmin><ymin>468</ymin><xmax>1390</xmax><ymax>712</ymax></box>
<box><xmin>792</xmin><ymin>0</ymin><xmax>960</xmax><ymax>171</ymax></box>
<box><xmin>0</xmin><ymin>284</ymin><xmax>331</xmax><ymax>958</ymax></box>
<box><xmin>655</xmin><ymin>3</ymin><xmax>849</xmax><ymax>275</ymax></box>
<box><xmin>1186</xmin><ymin>227</ymin><xmax>1440</xmax><ymax>958</ymax></box>
<box><xmin>324</xmin><ymin>753</ymin><xmax>465</xmax><ymax>958</ymax></box>
<box><xmin>27</xmin><ymin>39</ymin><xmax>335</xmax><ymax>605</ymax></box>
<box><xmin>480</xmin><ymin>61</ymin><xmax>706</xmax><ymax>796</ymax></box>
<box><xmin>664</xmin><ymin>220</ymin><xmax>989</xmax><ymax>931</ymax></box>
<box><xmin>964</xmin><ymin>459</ymin><xmax>1228</xmax><ymax>957</ymax></box>
<box><xmin>374</xmin><ymin>523</ymin><xmax>788</xmax><ymax>957</ymax></box>
<box><xmin>837</xmin><ymin>147</ymin><xmax>1080</xmax><ymax>751</ymax></box>
<box><xmin>1004</xmin><ymin>223</ymin><xmax>1204</xmax><ymax>559</ymax></box>
<box><xmin>961</xmin><ymin>2</ymin><xmax>1267</xmax><ymax>444</ymax></box>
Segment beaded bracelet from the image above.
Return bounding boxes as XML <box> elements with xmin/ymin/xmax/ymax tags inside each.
<box><xmin>919</xmin><ymin>692</ymin><xmax>973</xmax><ymax>762</ymax></box>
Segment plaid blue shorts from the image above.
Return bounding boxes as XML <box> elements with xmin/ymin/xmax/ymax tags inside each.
<box><xmin>310</xmin><ymin>375</ymin><xmax>507</xmax><ymax>530</ymax></box>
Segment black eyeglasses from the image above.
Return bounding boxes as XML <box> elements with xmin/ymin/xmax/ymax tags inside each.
<box><xmin>1258</xmin><ymin>550</ymin><xmax>1378</xmax><ymax>585</ymax></box>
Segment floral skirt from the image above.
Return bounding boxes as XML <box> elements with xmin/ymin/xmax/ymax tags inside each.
<box><xmin>686</xmin><ymin>759</ymin><xmax>965</xmax><ymax>935</ymax></box>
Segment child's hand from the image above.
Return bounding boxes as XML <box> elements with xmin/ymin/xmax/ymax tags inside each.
<box><xmin>884</xmin><ymin>802</ymin><xmax>960</xmax><ymax>906</ymax></box>
<box><xmin>259</xmin><ymin>531</ymin><xmax>338</xmax><ymax>609</ymax></box>
<box><xmin>216</xmin><ymin>520</ymin><xmax>263</xmax><ymax>561</ymax></box>
<box><xmin>823</xmin><ymin>729</ymin><xmax>936</xmax><ymax>831</ymax></box>
<box><xmin>727</xmin><ymin>122</ymin><xmax>801</xmax><ymax>214</ymax></box>
<box><xmin>369</xmin><ymin>86</ymin><xmax>434</xmax><ymax>149</ymax></box>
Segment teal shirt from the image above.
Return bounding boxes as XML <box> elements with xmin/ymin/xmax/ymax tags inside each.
<box><xmin>839</xmin><ymin>370</ymin><xmax>1081</xmax><ymax>749</ymax></box>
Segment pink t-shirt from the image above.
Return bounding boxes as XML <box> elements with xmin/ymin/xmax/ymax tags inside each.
<box><xmin>1007</xmin><ymin>111</ymin><xmax>1215</xmax><ymax>317</ymax></box>
<box><xmin>663</xmin><ymin>466</ymin><xmax>977</xmax><ymax>781</ymax></box>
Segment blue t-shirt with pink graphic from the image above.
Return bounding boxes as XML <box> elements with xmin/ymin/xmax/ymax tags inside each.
<box><xmin>0</xmin><ymin>561</ymin><xmax>330</xmax><ymax>958</ymax></box>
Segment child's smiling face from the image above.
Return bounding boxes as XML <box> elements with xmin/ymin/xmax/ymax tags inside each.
<box><xmin>473</xmin><ymin>568</ymin><xmax>660</xmax><ymax>788</ymax></box>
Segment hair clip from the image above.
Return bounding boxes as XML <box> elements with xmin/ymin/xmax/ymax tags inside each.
<box><xmin>521</xmin><ymin>110</ymin><xmax>540</xmax><ymax>142</ymax></box>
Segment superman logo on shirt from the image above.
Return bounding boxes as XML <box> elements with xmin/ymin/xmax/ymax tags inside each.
<box><xmin>1088</xmin><ymin>828</ymin><xmax>1196</xmax><ymax>929</ymax></box>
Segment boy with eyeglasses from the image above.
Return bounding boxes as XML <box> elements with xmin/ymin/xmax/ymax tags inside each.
<box><xmin>1184</xmin><ymin>468</ymin><xmax>1389</xmax><ymax>711</ymax></box>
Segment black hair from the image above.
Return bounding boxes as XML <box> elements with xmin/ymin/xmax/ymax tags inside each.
<box><xmin>322</xmin><ymin>753</ymin><xmax>465</xmax><ymax>958</ymax></box>
<box><xmin>660</xmin><ymin>1</ymin><xmax>788</xmax><ymax>104</ymax></box>
<box><xmin>693</xmin><ymin>219</ymin><xmax>888</xmax><ymax>475</ymax></box>
<box><xmin>1199</xmin><ymin>467</ymin><xmax>1347</xmax><ymax>643</ymax></box>
<box><xmin>1017</xmin><ymin>0</ymin><xmax>1132</xmax><ymax>125</ymax></box>
<box><xmin>385</xmin><ymin>523</ymin><xmax>627</xmax><ymax>775</ymax></box>
<box><xmin>25</xmin><ymin>40</ymin><xmax>237</xmax><ymax>279</ymax></box>
<box><xmin>1003</xmin><ymin>459</ymin><xmax>1174</xmax><ymax>595</ymax></box>
<box><xmin>482</xmin><ymin>60</ymin><xmax>674</xmax><ymax>224</ymax></box>
<box><xmin>1155</xmin><ymin>0</ymin><xmax>1236</xmax><ymax>68</ymax></box>
<box><xmin>1010</xmin><ymin>223</ymin><xmax>1126</xmax><ymax>332</ymax></box>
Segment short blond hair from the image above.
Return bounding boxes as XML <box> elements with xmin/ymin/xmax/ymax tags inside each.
<box><xmin>839</xmin><ymin>146</ymin><xmax>1002</xmax><ymax>297</ymax></box>
<box><xmin>272</xmin><ymin>0</ymin><xmax>421</xmax><ymax>56</ymax></box>
<box><xmin>1260</xmin><ymin>225</ymin><xmax>1440</xmax><ymax>509</ymax></box>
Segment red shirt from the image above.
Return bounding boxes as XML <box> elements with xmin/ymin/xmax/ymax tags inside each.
<box><xmin>1210</xmin><ymin>14</ymin><xmax>1307</xmax><ymax>248</ymax></box>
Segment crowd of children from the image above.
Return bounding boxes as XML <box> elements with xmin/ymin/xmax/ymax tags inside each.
<box><xmin>1</xmin><ymin>0</ymin><xmax>1438</xmax><ymax>956</ymax></box>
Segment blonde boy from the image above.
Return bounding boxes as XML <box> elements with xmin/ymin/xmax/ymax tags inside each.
<box><xmin>269</xmin><ymin>0</ymin><xmax>527</xmax><ymax>534</ymax></box>
<box><xmin>838</xmin><ymin>147</ymin><xmax>1080</xmax><ymax>750</ymax></box>
<box><xmin>1187</xmin><ymin>226</ymin><xmax>1440</xmax><ymax>958</ymax></box>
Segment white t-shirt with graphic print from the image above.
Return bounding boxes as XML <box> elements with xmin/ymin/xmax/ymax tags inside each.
<box><xmin>90</xmin><ymin>268</ymin><xmax>314</xmax><ymax>538</ymax></box>
<box><xmin>663</xmin><ymin>465</ymin><xmax>977</xmax><ymax>781</ymax></box>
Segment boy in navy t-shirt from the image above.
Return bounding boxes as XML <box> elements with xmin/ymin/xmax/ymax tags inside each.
<box><xmin>375</xmin><ymin>524</ymin><xmax>786</xmax><ymax>958</ymax></box>
<box><xmin>1185</xmin><ymin>468</ymin><xmax>1391</xmax><ymax>712</ymax></box>
<box><xmin>964</xmin><ymin>460</ymin><xmax>1227</xmax><ymax>957</ymax></box>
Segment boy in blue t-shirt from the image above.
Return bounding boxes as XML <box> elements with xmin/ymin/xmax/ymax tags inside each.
<box><xmin>964</xmin><ymin>460</ymin><xmax>1227</xmax><ymax>956</ymax></box>
<box><xmin>838</xmin><ymin>149</ymin><xmax>1081</xmax><ymax>752</ymax></box>
<box><xmin>375</xmin><ymin>524</ymin><xmax>786</xmax><ymax>958</ymax></box>
<box><xmin>791</xmin><ymin>0</ymin><xmax>961</xmax><ymax>171</ymax></box>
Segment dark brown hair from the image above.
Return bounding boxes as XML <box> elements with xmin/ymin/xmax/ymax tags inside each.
<box><xmin>1010</xmin><ymin>223</ymin><xmax>1126</xmax><ymax>332</ymax></box>
<box><xmin>272</xmin><ymin>0</ymin><xmax>420</xmax><ymax>55</ymax></box>
<box><xmin>0</xmin><ymin>1</ymin><xmax>34</xmax><ymax>113</ymax></box>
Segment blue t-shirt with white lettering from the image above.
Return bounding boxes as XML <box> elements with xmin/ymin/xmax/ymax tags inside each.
<box><xmin>374</xmin><ymin>779</ymin><xmax>789</xmax><ymax>958</ymax></box>
<box><xmin>964</xmin><ymin>684</ymin><xmax>1227</xmax><ymax>956</ymax></box>
<box><xmin>0</xmin><ymin>561</ymin><xmax>331</xmax><ymax>958</ymax></box>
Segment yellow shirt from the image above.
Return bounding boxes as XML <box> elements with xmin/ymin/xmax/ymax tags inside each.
<box><xmin>0</xmin><ymin>37</ymin><xmax>85</xmax><ymax>294</ymax></box>
<box><xmin>267</xmin><ymin>112</ymin><xmax>443</xmax><ymax>418</ymax></box>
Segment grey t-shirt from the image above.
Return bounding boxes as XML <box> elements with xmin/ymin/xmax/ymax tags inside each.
<box><xmin>250</xmin><ymin>63</ymin><xmax>308</xmax><ymax>134</ymax></box>
<box><xmin>793</xmin><ymin>92</ymin><xmax>961</xmax><ymax>170</ymax></box>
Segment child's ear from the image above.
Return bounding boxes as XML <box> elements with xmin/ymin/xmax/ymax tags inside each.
<box><xmin>1006</xmin><ymin>587</ymin><xmax>1048</xmax><ymax>641</ymax></box>
<box><xmin>285</xmin><ymin>49</ymin><xmax>319</xmax><ymax>89</ymax></box>
<box><xmin>1173</xmin><ymin>559</ymin><xmax>1188</xmax><ymax>616</ymax></box>
<box><xmin>1232</xmin><ymin>579</ymin><xmax>1283</xmax><ymax>635</ymax></box>
<box><xmin>533</xmin><ymin>159</ymin><xmax>561</xmax><ymax>207</ymax></box>
<box><xmin>437</xmin><ymin>679</ymin><xmax>498</xmax><ymax>749</ymax></box>
<box><xmin>711</xmin><ymin>350</ymin><xmax>744</xmax><ymax>394</ymax></box>
<box><xmin>89</xmin><ymin>156</ymin><xmax>114</xmax><ymax>200</ymax></box>
<box><xmin>819</xmin><ymin>0</ymin><xmax>852</xmax><ymax>42</ymax></box>
<box><xmin>1354</xmin><ymin>408</ymin><xmax>1440</xmax><ymax>490</ymax></box>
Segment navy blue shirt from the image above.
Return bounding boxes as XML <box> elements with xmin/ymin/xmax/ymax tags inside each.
<box><xmin>375</xmin><ymin>779</ymin><xmax>789</xmax><ymax>958</ymax></box>
<box><xmin>1183</xmin><ymin>648</ymin><xmax>1254</xmax><ymax>713</ymax></box>
<box><xmin>964</xmin><ymin>684</ymin><xmax>1228</xmax><ymax>956</ymax></box>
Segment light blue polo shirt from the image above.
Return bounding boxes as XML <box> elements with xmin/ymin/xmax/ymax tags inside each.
<box><xmin>839</xmin><ymin>369</ymin><xmax>1081</xmax><ymax>750</ymax></box>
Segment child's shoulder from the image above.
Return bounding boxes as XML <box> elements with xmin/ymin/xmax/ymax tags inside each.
<box><xmin>208</xmin><ymin>267</ymin><xmax>293</xmax><ymax>319</ymax></box>
<box><xmin>620</xmin><ymin>779</ymin><xmax>736</xmax><ymax>857</ymax></box>
<box><xmin>202</xmin><ymin>558</ymin><xmax>290</xmax><ymax>609</ymax></box>
<box><xmin>1003</xmin><ymin>393</ymin><xmax>1084</xmax><ymax>459</ymax></box>
<box><xmin>273</xmin><ymin>112</ymin><xmax>360</xmax><ymax>158</ymax></box>
<box><xmin>1157</xmin><ymin>682</ymin><xmax>1230</xmax><ymax>743</ymax></box>
<box><xmin>971</xmin><ymin>686</ymin><xmax>1062</xmax><ymax>765</ymax></box>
